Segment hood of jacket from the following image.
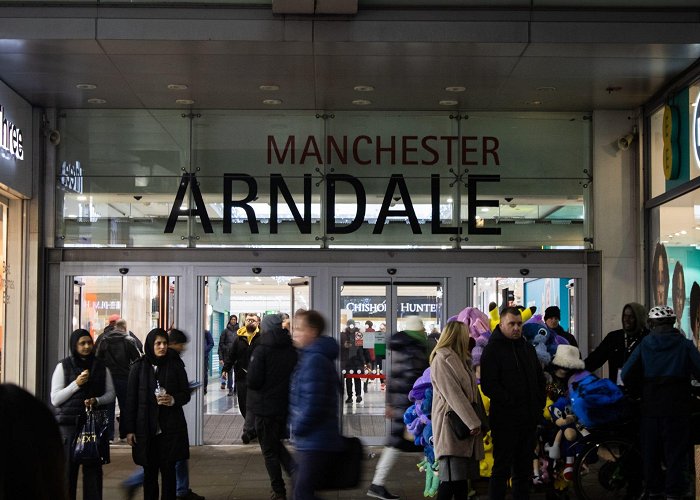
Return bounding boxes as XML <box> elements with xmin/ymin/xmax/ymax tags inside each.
<box><xmin>623</xmin><ymin>302</ymin><xmax>647</xmax><ymax>335</ymax></box>
<box><xmin>645</xmin><ymin>324</ymin><xmax>685</xmax><ymax>351</ymax></box>
<box><xmin>303</xmin><ymin>335</ymin><xmax>338</xmax><ymax>360</ymax></box>
<box><xmin>260</xmin><ymin>326</ymin><xmax>293</xmax><ymax>349</ymax></box>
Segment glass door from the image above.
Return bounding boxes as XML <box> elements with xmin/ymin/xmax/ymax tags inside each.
<box><xmin>337</xmin><ymin>279</ymin><xmax>444</xmax><ymax>443</ymax></box>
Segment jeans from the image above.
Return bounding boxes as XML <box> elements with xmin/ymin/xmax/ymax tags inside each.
<box><xmin>107</xmin><ymin>375</ymin><xmax>129</xmax><ymax>440</ymax></box>
<box><xmin>60</xmin><ymin>424</ymin><xmax>103</xmax><ymax>500</ymax></box>
<box><xmin>294</xmin><ymin>450</ymin><xmax>335</xmax><ymax>500</ymax></box>
<box><xmin>256</xmin><ymin>415</ymin><xmax>295</xmax><ymax>495</ymax></box>
<box><xmin>489</xmin><ymin>424</ymin><xmax>537</xmax><ymax>500</ymax></box>
<box><xmin>221</xmin><ymin>366</ymin><xmax>233</xmax><ymax>391</ymax></box>
<box><xmin>641</xmin><ymin>415</ymin><xmax>691</xmax><ymax>497</ymax></box>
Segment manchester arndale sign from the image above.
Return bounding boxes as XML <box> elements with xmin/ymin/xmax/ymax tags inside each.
<box><xmin>164</xmin><ymin>133</ymin><xmax>503</xmax><ymax>236</ymax></box>
<box><xmin>0</xmin><ymin>105</ymin><xmax>24</xmax><ymax>161</ymax></box>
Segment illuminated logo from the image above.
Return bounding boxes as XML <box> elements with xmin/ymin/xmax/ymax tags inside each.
<box><xmin>0</xmin><ymin>105</ymin><xmax>23</xmax><ymax>161</ymax></box>
<box><xmin>60</xmin><ymin>160</ymin><xmax>84</xmax><ymax>193</ymax></box>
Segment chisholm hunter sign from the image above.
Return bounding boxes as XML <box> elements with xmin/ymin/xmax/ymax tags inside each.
<box><xmin>164</xmin><ymin>134</ymin><xmax>503</xmax><ymax>236</ymax></box>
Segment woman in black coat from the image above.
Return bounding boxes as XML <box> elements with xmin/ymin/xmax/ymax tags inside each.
<box><xmin>122</xmin><ymin>328</ymin><xmax>191</xmax><ymax>500</ymax></box>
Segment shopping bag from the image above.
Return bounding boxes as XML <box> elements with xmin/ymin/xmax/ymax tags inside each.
<box><xmin>319</xmin><ymin>436</ymin><xmax>364</xmax><ymax>490</ymax></box>
<box><xmin>73</xmin><ymin>409</ymin><xmax>110</xmax><ymax>464</ymax></box>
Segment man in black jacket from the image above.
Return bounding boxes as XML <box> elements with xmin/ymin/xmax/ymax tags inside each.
<box><xmin>481</xmin><ymin>307</ymin><xmax>546</xmax><ymax>500</ymax></box>
<box><xmin>247</xmin><ymin>313</ymin><xmax>298</xmax><ymax>500</ymax></box>
<box><xmin>218</xmin><ymin>314</ymin><xmax>237</xmax><ymax>395</ymax></box>
<box><xmin>585</xmin><ymin>302</ymin><xmax>648</xmax><ymax>383</ymax></box>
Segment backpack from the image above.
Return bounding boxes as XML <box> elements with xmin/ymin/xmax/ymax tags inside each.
<box><xmin>569</xmin><ymin>374</ymin><xmax>626</xmax><ymax>428</ymax></box>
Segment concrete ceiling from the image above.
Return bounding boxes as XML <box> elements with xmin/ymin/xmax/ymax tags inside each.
<box><xmin>0</xmin><ymin>4</ymin><xmax>699</xmax><ymax>112</ymax></box>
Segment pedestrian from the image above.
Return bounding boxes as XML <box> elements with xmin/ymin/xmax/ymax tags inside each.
<box><xmin>218</xmin><ymin>315</ymin><xmax>237</xmax><ymax>395</ymax></box>
<box><xmin>96</xmin><ymin>315</ymin><xmax>143</xmax><ymax>354</ymax></box>
<box><xmin>367</xmin><ymin>315</ymin><xmax>430</xmax><ymax>500</ymax></box>
<box><xmin>584</xmin><ymin>302</ymin><xmax>648</xmax><ymax>383</ymax></box>
<box><xmin>122</xmin><ymin>328</ymin><xmax>191</xmax><ymax>500</ymax></box>
<box><xmin>340</xmin><ymin>320</ymin><xmax>366</xmax><ymax>404</ymax></box>
<box><xmin>289</xmin><ymin>309</ymin><xmax>344</xmax><ymax>500</ymax></box>
<box><xmin>621</xmin><ymin>306</ymin><xmax>700</xmax><ymax>500</ymax></box>
<box><xmin>480</xmin><ymin>307</ymin><xmax>546</xmax><ymax>500</ymax></box>
<box><xmin>430</xmin><ymin>321</ymin><xmax>485</xmax><ymax>500</ymax></box>
<box><xmin>95</xmin><ymin>318</ymin><xmax>141</xmax><ymax>440</ymax></box>
<box><xmin>223</xmin><ymin>312</ymin><xmax>261</xmax><ymax>443</ymax></box>
<box><xmin>51</xmin><ymin>329</ymin><xmax>115</xmax><ymax>500</ymax></box>
<box><xmin>543</xmin><ymin>306</ymin><xmax>577</xmax><ymax>347</ymax></box>
<box><xmin>203</xmin><ymin>329</ymin><xmax>214</xmax><ymax>394</ymax></box>
<box><xmin>0</xmin><ymin>383</ymin><xmax>67</xmax><ymax>500</ymax></box>
<box><xmin>247</xmin><ymin>313</ymin><xmax>298</xmax><ymax>500</ymax></box>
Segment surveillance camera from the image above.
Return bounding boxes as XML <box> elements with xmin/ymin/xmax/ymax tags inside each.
<box><xmin>519</xmin><ymin>268</ymin><xmax>530</xmax><ymax>276</ymax></box>
<box><xmin>48</xmin><ymin>129</ymin><xmax>61</xmax><ymax>146</ymax></box>
<box><xmin>617</xmin><ymin>134</ymin><xmax>635</xmax><ymax>151</ymax></box>
<box><xmin>133</xmin><ymin>195</ymin><xmax>143</xmax><ymax>201</ymax></box>
<box><xmin>252</xmin><ymin>267</ymin><xmax>262</xmax><ymax>274</ymax></box>
<box><xmin>387</xmin><ymin>268</ymin><xmax>397</xmax><ymax>275</ymax></box>
<box><xmin>504</xmin><ymin>197</ymin><xmax>513</xmax><ymax>203</ymax></box>
<box><xmin>118</xmin><ymin>267</ymin><xmax>129</xmax><ymax>275</ymax></box>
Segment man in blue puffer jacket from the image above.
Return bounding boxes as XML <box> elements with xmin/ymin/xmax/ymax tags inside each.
<box><xmin>621</xmin><ymin>305</ymin><xmax>700</xmax><ymax>500</ymax></box>
<box><xmin>289</xmin><ymin>309</ymin><xmax>344</xmax><ymax>500</ymax></box>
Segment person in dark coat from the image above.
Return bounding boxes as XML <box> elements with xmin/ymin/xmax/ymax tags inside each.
<box><xmin>289</xmin><ymin>309</ymin><xmax>344</xmax><ymax>500</ymax></box>
<box><xmin>122</xmin><ymin>328</ymin><xmax>191</xmax><ymax>500</ymax></box>
<box><xmin>218</xmin><ymin>315</ymin><xmax>237</xmax><ymax>395</ymax></box>
<box><xmin>585</xmin><ymin>302</ymin><xmax>648</xmax><ymax>383</ymax></box>
<box><xmin>51</xmin><ymin>329</ymin><xmax>115</xmax><ymax>500</ymax></box>
<box><xmin>0</xmin><ymin>383</ymin><xmax>67</xmax><ymax>500</ymax></box>
<box><xmin>340</xmin><ymin>320</ymin><xmax>366</xmax><ymax>403</ymax></box>
<box><xmin>223</xmin><ymin>313</ymin><xmax>261</xmax><ymax>442</ymax></box>
<box><xmin>543</xmin><ymin>306</ymin><xmax>578</xmax><ymax>347</ymax></box>
<box><xmin>481</xmin><ymin>307</ymin><xmax>546</xmax><ymax>500</ymax></box>
<box><xmin>368</xmin><ymin>315</ymin><xmax>430</xmax><ymax>500</ymax></box>
<box><xmin>621</xmin><ymin>306</ymin><xmax>700</xmax><ymax>500</ymax></box>
<box><xmin>247</xmin><ymin>313</ymin><xmax>298</xmax><ymax>500</ymax></box>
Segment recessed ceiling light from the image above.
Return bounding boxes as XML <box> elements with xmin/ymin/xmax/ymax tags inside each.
<box><xmin>525</xmin><ymin>100</ymin><xmax>542</xmax><ymax>105</ymax></box>
<box><xmin>167</xmin><ymin>84</ymin><xmax>189</xmax><ymax>90</ymax></box>
<box><xmin>87</xmin><ymin>98</ymin><xmax>106</xmax><ymax>104</ymax></box>
<box><xmin>259</xmin><ymin>85</ymin><xmax>280</xmax><ymax>91</ymax></box>
<box><xmin>439</xmin><ymin>100</ymin><xmax>458</xmax><ymax>106</ymax></box>
<box><xmin>445</xmin><ymin>86</ymin><xmax>466</xmax><ymax>92</ymax></box>
<box><xmin>175</xmin><ymin>99</ymin><xmax>195</xmax><ymax>105</ymax></box>
<box><xmin>262</xmin><ymin>99</ymin><xmax>283</xmax><ymax>105</ymax></box>
<box><xmin>76</xmin><ymin>83</ymin><xmax>97</xmax><ymax>90</ymax></box>
<box><xmin>353</xmin><ymin>85</ymin><xmax>374</xmax><ymax>92</ymax></box>
<box><xmin>480</xmin><ymin>207</ymin><xmax>490</xmax><ymax>212</ymax></box>
<box><xmin>352</xmin><ymin>99</ymin><xmax>372</xmax><ymax>106</ymax></box>
<box><xmin>536</xmin><ymin>86</ymin><xmax>556</xmax><ymax>92</ymax></box>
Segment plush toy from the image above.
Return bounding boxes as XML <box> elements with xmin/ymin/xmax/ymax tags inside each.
<box><xmin>547</xmin><ymin>396</ymin><xmax>580</xmax><ymax>480</ymax></box>
<box><xmin>488</xmin><ymin>302</ymin><xmax>536</xmax><ymax>331</ymax></box>
<box><xmin>522</xmin><ymin>322</ymin><xmax>553</xmax><ymax>365</ymax></box>
<box><xmin>455</xmin><ymin>307</ymin><xmax>491</xmax><ymax>339</ymax></box>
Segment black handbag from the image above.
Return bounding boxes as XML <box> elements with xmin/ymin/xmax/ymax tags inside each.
<box><xmin>447</xmin><ymin>399</ymin><xmax>490</xmax><ymax>440</ymax></box>
<box><xmin>318</xmin><ymin>436</ymin><xmax>364</xmax><ymax>490</ymax></box>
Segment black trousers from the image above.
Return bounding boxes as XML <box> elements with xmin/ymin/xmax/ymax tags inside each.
<box><xmin>488</xmin><ymin>424</ymin><xmax>536</xmax><ymax>500</ymax></box>
<box><xmin>255</xmin><ymin>415</ymin><xmax>295</xmax><ymax>495</ymax></box>
<box><xmin>345</xmin><ymin>377</ymin><xmax>361</xmax><ymax>398</ymax></box>
<box><xmin>294</xmin><ymin>450</ymin><xmax>335</xmax><ymax>500</ymax></box>
<box><xmin>59</xmin><ymin>424</ymin><xmax>103</xmax><ymax>500</ymax></box>
<box><xmin>641</xmin><ymin>415</ymin><xmax>691</xmax><ymax>497</ymax></box>
<box><xmin>143</xmin><ymin>435</ymin><xmax>177</xmax><ymax>500</ymax></box>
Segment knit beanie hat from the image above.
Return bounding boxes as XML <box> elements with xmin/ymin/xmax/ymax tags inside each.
<box><xmin>544</xmin><ymin>306</ymin><xmax>561</xmax><ymax>321</ymax></box>
<box><xmin>262</xmin><ymin>313</ymin><xmax>284</xmax><ymax>333</ymax></box>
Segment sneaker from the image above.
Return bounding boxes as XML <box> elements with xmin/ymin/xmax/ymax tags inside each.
<box><xmin>241</xmin><ymin>432</ymin><xmax>251</xmax><ymax>444</ymax></box>
<box><xmin>227</xmin><ymin>390</ymin><xmax>234</xmax><ymax>396</ymax></box>
<box><xmin>367</xmin><ymin>483</ymin><xmax>400</xmax><ymax>499</ymax></box>
<box><xmin>270</xmin><ymin>491</ymin><xmax>286</xmax><ymax>500</ymax></box>
<box><xmin>356</xmin><ymin>396</ymin><xmax>363</xmax><ymax>403</ymax></box>
<box><xmin>345</xmin><ymin>396</ymin><xmax>353</xmax><ymax>404</ymax></box>
<box><xmin>220</xmin><ymin>383</ymin><xmax>226</xmax><ymax>390</ymax></box>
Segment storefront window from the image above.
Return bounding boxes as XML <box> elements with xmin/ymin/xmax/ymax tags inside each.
<box><xmin>56</xmin><ymin>110</ymin><xmax>591</xmax><ymax>249</ymax></box>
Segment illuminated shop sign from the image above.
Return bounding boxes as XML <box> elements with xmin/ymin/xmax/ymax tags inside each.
<box><xmin>0</xmin><ymin>105</ymin><xmax>23</xmax><ymax>161</ymax></box>
<box><xmin>59</xmin><ymin>160</ymin><xmax>84</xmax><ymax>194</ymax></box>
<box><xmin>694</xmin><ymin>92</ymin><xmax>700</xmax><ymax>169</ymax></box>
<box><xmin>342</xmin><ymin>296</ymin><xmax>439</xmax><ymax>317</ymax></box>
<box><xmin>165</xmin><ymin>133</ymin><xmax>502</xmax><ymax>236</ymax></box>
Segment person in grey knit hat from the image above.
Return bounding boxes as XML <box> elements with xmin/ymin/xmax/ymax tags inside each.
<box><xmin>247</xmin><ymin>313</ymin><xmax>298</xmax><ymax>500</ymax></box>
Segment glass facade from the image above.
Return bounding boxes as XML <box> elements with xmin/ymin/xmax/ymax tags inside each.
<box><xmin>647</xmin><ymin>78</ymin><xmax>700</xmax><ymax>348</ymax></box>
<box><xmin>56</xmin><ymin>110</ymin><xmax>591</xmax><ymax>249</ymax></box>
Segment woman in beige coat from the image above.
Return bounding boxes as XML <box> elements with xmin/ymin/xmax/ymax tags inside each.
<box><xmin>430</xmin><ymin>321</ymin><xmax>485</xmax><ymax>500</ymax></box>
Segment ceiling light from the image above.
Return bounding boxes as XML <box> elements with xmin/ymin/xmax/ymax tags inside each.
<box><xmin>536</xmin><ymin>86</ymin><xmax>556</xmax><ymax>92</ymax></box>
<box><xmin>175</xmin><ymin>99</ymin><xmax>195</xmax><ymax>105</ymax></box>
<box><xmin>76</xmin><ymin>83</ymin><xmax>97</xmax><ymax>90</ymax></box>
<box><xmin>352</xmin><ymin>99</ymin><xmax>371</xmax><ymax>106</ymax></box>
<box><xmin>525</xmin><ymin>100</ymin><xmax>542</xmax><ymax>105</ymax></box>
<box><xmin>480</xmin><ymin>207</ymin><xmax>490</xmax><ymax>212</ymax></box>
<box><xmin>445</xmin><ymin>86</ymin><xmax>466</xmax><ymax>92</ymax></box>
<box><xmin>259</xmin><ymin>85</ymin><xmax>280</xmax><ymax>91</ymax></box>
<box><xmin>262</xmin><ymin>99</ymin><xmax>283</xmax><ymax>105</ymax></box>
<box><xmin>87</xmin><ymin>98</ymin><xmax>106</xmax><ymax>104</ymax></box>
<box><xmin>681</xmin><ymin>230</ymin><xmax>687</xmax><ymax>235</ymax></box>
<box><xmin>76</xmin><ymin>195</ymin><xmax>87</xmax><ymax>201</ymax></box>
<box><xmin>167</xmin><ymin>84</ymin><xmax>189</xmax><ymax>90</ymax></box>
<box><xmin>353</xmin><ymin>85</ymin><xmax>374</xmax><ymax>92</ymax></box>
<box><xmin>439</xmin><ymin>100</ymin><xmax>458</xmax><ymax>106</ymax></box>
